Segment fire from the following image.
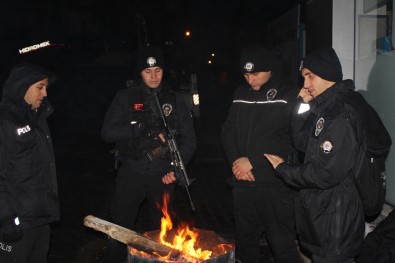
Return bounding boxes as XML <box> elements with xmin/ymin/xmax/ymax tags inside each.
<box><xmin>158</xmin><ymin>192</ymin><xmax>212</xmax><ymax>260</ymax></box>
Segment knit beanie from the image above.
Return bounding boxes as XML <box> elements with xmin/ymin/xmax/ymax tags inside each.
<box><xmin>136</xmin><ymin>47</ymin><xmax>164</xmax><ymax>72</ymax></box>
<box><xmin>240</xmin><ymin>44</ymin><xmax>275</xmax><ymax>73</ymax></box>
<box><xmin>300</xmin><ymin>47</ymin><xmax>343</xmax><ymax>82</ymax></box>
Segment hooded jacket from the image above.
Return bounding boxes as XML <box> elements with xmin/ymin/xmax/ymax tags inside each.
<box><xmin>0</xmin><ymin>63</ymin><xmax>60</xmax><ymax>231</ymax></box>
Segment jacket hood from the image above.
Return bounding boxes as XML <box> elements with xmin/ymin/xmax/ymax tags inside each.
<box><xmin>2</xmin><ymin>62</ymin><xmax>56</xmax><ymax>105</ymax></box>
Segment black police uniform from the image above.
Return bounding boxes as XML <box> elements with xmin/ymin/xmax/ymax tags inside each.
<box><xmin>277</xmin><ymin>80</ymin><xmax>366</xmax><ymax>261</ymax></box>
<box><xmin>101</xmin><ymin>80</ymin><xmax>196</xmax><ymax>262</ymax></box>
<box><xmin>0</xmin><ymin>63</ymin><xmax>59</xmax><ymax>262</ymax></box>
<box><xmin>222</xmin><ymin>74</ymin><xmax>300</xmax><ymax>263</ymax></box>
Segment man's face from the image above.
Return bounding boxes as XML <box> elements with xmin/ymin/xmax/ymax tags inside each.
<box><xmin>301</xmin><ymin>68</ymin><xmax>333</xmax><ymax>98</ymax></box>
<box><xmin>141</xmin><ymin>67</ymin><xmax>163</xmax><ymax>89</ymax></box>
<box><xmin>24</xmin><ymin>78</ymin><xmax>48</xmax><ymax>109</ymax></box>
<box><xmin>243</xmin><ymin>71</ymin><xmax>271</xmax><ymax>91</ymax></box>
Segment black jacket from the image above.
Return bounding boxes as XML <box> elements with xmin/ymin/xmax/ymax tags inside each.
<box><xmin>101</xmin><ymin>80</ymin><xmax>196</xmax><ymax>174</ymax></box>
<box><xmin>221</xmin><ymin>75</ymin><xmax>299</xmax><ymax>187</ymax></box>
<box><xmin>0</xmin><ymin>63</ymin><xmax>60</xmax><ymax>230</ymax></box>
<box><xmin>277</xmin><ymin>80</ymin><xmax>366</xmax><ymax>260</ymax></box>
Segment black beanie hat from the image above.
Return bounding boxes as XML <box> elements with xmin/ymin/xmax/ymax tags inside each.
<box><xmin>137</xmin><ymin>47</ymin><xmax>164</xmax><ymax>73</ymax></box>
<box><xmin>240</xmin><ymin>44</ymin><xmax>275</xmax><ymax>73</ymax></box>
<box><xmin>300</xmin><ymin>47</ymin><xmax>343</xmax><ymax>82</ymax></box>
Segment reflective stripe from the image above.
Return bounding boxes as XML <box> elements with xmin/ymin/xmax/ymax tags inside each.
<box><xmin>298</xmin><ymin>103</ymin><xmax>310</xmax><ymax>114</ymax></box>
<box><xmin>233</xmin><ymin>99</ymin><xmax>287</xmax><ymax>104</ymax></box>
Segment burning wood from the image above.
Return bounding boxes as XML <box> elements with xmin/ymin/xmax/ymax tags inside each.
<box><xmin>84</xmin><ymin>215</ymin><xmax>205</xmax><ymax>263</ymax></box>
<box><xmin>84</xmin><ymin>215</ymin><xmax>180</xmax><ymax>260</ymax></box>
<box><xmin>84</xmin><ymin>192</ymin><xmax>235</xmax><ymax>262</ymax></box>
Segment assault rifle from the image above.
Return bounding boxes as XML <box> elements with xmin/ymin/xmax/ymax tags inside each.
<box><xmin>153</xmin><ymin>92</ymin><xmax>195</xmax><ymax>211</ymax></box>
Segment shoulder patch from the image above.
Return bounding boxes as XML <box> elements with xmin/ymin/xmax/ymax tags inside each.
<box><xmin>320</xmin><ymin>139</ymin><xmax>334</xmax><ymax>154</ymax></box>
<box><xmin>315</xmin><ymin>117</ymin><xmax>325</xmax><ymax>136</ymax></box>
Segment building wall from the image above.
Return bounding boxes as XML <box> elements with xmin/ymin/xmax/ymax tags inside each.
<box><xmin>333</xmin><ymin>0</ymin><xmax>395</xmax><ymax>206</ymax></box>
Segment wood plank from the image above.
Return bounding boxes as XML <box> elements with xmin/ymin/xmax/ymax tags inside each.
<box><xmin>83</xmin><ymin>215</ymin><xmax>183</xmax><ymax>260</ymax></box>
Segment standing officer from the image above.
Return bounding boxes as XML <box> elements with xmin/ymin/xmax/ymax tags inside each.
<box><xmin>265</xmin><ymin>47</ymin><xmax>372</xmax><ymax>262</ymax></box>
<box><xmin>222</xmin><ymin>44</ymin><xmax>300</xmax><ymax>263</ymax></box>
<box><xmin>0</xmin><ymin>62</ymin><xmax>59</xmax><ymax>263</ymax></box>
<box><xmin>101</xmin><ymin>47</ymin><xmax>196</xmax><ymax>262</ymax></box>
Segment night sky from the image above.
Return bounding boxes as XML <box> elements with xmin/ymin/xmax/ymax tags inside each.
<box><xmin>0</xmin><ymin>0</ymin><xmax>306</xmax><ymax>139</ymax></box>
<box><xmin>0</xmin><ymin>0</ymin><xmax>304</xmax><ymax>73</ymax></box>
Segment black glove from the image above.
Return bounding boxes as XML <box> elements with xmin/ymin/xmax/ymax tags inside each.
<box><xmin>0</xmin><ymin>217</ymin><xmax>23</xmax><ymax>243</ymax></box>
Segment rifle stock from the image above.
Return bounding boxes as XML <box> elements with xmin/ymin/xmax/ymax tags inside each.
<box><xmin>153</xmin><ymin>92</ymin><xmax>196</xmax><ymax>211</ymax></box>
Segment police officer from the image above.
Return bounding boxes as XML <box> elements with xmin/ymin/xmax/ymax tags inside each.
<box><xmin>265</xmin><ymin>47</ymin><xmax>368</xmax><ymax>262</ymax></box>
<box><xmin>101</xmin><ymin>47</ymin><xmax>196</xmax><ymax>262</ymax></box>
<box><xmin>0</xmin><ymin>62</ymin><xmax>59</xmax><ymax>263</ymax></box>
<box><xmin>221</xmin><ymin>44</ymin><xmax>300</xmax><ymax>263</ymax></box>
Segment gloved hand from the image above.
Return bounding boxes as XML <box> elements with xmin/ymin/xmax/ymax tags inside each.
<box><xmin>0</xmin><ymin>217</ymin><xmax>23</xmax><ymax>243</ymax></box>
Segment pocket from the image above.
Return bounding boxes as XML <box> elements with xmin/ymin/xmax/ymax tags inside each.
<box><xmin>297</xmin><ymin>190</ymin><xmax>335</xmax><ymax>247</ymax></box>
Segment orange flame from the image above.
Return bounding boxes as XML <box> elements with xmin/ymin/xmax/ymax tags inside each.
<box><xmin>158</xmin><ymin>192</ymin><xmax>212</xmax><ymax>260</ymax></box>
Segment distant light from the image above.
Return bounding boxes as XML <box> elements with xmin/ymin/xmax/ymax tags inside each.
<box><xmin>185</xmin><ymin>30</ymin><xmax>191</xmax><ymax>37</ymax></box>
<box><xmin>211</xmin><ymin>53</ymin><xmax>215</xmax><ymax>57</ymax></box>
<box><xmin>208</xmin><ymin>60</ymin><xmax>212</xmax><ymax>64</ymax></box>
<box><xmin>193</xmin><ymin>94</ymin><xmax>200</xmax><ymax>106</ymax></box>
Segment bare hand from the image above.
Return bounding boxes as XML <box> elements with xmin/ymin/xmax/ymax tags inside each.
<box><xmin>298</xmin><ymin>87</ymin><xmax>313</xmax><ymax>103</ymax></box>
<box><xmin>264</xmin><ymin>154</ymin><xmax>284</xmax><ymax>169</ymax></box>
<box><xmin>158</xmin><ymin>133</ymin><xmax>165</xmax><ymax>142</ymax></box>
<box><xmin>162</xmin><ymin>171</ymin><xmax>177</xmax><ymax>184</ymax></box>
<box><xmin>232</xmin><ymin>157</ymin><xmax>255</xmax><ymax>181</ymax></box>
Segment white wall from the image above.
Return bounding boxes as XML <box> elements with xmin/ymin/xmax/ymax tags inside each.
<box><xmin>333</xmin><ymin>0</ymin><xmax>395</xmax><ymax>205</ymax></box>
<box><xmin>333</xmin><ymin>0</ymin><xmax>355</xmax><ymax>80</ymax></box>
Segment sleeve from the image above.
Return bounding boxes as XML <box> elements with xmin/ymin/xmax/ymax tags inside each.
<box><xmin>175</xmin><ymin>94</ymin><xmax>196</xmax><ymax>165</ymax></box>
<box><xmin>277</xmin><ymin>115</ymin><xmax>358</xmax><ymax>190</ymax></box>
<box><xmin>0</xmin><ymin>135</ymin><xmax>16</xmax><ymax>223</ymax></box>
<box><xmin>221</xmin><ymin>101</ymin><xmax>240</xmax><ymax>166</ymax></box>
<box><xmin>101</xmin><ymin>90</ymin><xmax>135</xmax><ymax>144</ymax></box>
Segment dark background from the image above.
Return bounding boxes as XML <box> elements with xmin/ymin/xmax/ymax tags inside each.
<box><xmin>0</xmin><ymin>0</ymin><xmax>306</xmax><ymax>262</ymax></box>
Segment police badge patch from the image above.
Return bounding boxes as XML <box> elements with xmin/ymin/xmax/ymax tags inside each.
<box><xmin>320</xmin><ymin>140</ymin><xmax>334</xmax><ymax>154</ymax></box>
<box><xmin>162</xmin><ymin>103</ymin><xmax>172</xmax><ymax>116</ymax></box>
<box><xmin>244</xmin><ymin>62</ymin><xmax>254</xmax><ymax>72</ymax></box>
<box><xmin>266</xmin><ymin>89</ymin><xmax>277</xmax><ymax>101</ymax></box>
<box><xmin>147</xmin><ymin>57</ymin><xmax>157</xmax><ymax>67</ymax></box>
<box><xmin>315</xmin><ymin>117</ymin><xmax>324</xmax><ymax>136</ymax></box>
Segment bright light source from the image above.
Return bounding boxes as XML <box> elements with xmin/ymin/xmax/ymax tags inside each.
<box><xmin>211</xmin><ymin>53</ymin><xmax>215</xmax><ymax>57</ymax></box>
<box><xmin>208</xmin><ymin>60</ymin><xmax>212</xmax><ymax>64</ymax></box>
<box><xmin>185</xmin><ymin>30</ymin><xmax>191</xmax><ymax>37</ymax></box>
<box><xmin>193</xmin><ymin>94</ymin><xmax>200</xmax><ymax>106</ymax></box>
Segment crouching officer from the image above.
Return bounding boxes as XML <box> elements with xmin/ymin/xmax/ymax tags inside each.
<box><xmin>101</xmin><ymin>47</ymin><xmax>196</xmax><ymax>263</ymax></box>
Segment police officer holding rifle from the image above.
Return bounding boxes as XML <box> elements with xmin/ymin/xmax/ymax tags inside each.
<box><xmin>101</xmin><ymin>47</ymin><xmax>196</xmax><ymax>263</ymax></box>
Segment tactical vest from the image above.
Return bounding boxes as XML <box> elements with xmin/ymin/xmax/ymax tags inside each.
<box><xmin>125</xmin><ymin>82</ymin><xmax>179</xmax><ymax>159</ymax></box>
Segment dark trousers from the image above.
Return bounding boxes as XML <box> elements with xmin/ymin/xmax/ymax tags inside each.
<box><xmin>0</xmin><ymin>224</ymin><xmax>50</xmax><ymax>263</ymax></box>
<box><xmin>233</xmin><ymin>186</ymin><xmax>299</xmax><ymax>263</ymax></box>
<box><xmin>105</xmin><ymin>164</ymin><xmax>174</xmax><ymax>263</ymax></box>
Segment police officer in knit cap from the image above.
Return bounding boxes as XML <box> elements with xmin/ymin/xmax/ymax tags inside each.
<box><xmin>136</xmin><ymin>47</ymin><xmax>164</xmax><ymax>73</ymax></box>
<box><xmin>222</xmin><ymin>44</ymin><xmax>300</xmax><ymax>263</ymax></box>
<box><xmin>101</xmin><ymin>46</ymin><xmax>196</xmax><ymax>263</ymax></box>
<box><xmin>265</xmin><ymin>47</ymin><xmax>391</xmax><ymax>262</ymax></box>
